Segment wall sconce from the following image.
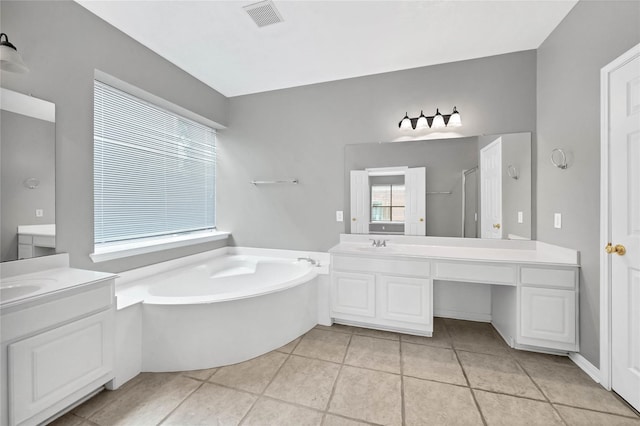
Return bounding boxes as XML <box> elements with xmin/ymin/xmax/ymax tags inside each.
<box><xmin>0</xmin><ymin>33</ymin><xmax>29</xmax><ymax>73</ymax></box>
<box><xmin>507</xmin><ymin>165</ymin><xmax>519</xmax><ymax>180</ymax></box>
<box><xmin>398</xmin><ymin>107</ymin><xmax>461</xmax><ymax>130</ymax></box>
<box><xmin>23</xmin><ymin>177</ymin><xmax>40</xmax><ymax>189</ymax></box>
<box><xmin>550</xmin><ymin>148</ymin><xmax>568</xmax><ymax>169</ymax></box>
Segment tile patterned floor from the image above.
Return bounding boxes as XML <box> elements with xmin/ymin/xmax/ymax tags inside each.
<box><xmin>51</xmin><ymin>318</ymin><xmax>640</xmax><ymax>426</ymax></box>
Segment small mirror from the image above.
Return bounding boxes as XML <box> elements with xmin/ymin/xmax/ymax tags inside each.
<box><xmin>1</xmin><ymin>89</ymin><xmax>56</xmax><ymax>262</ymax></box>
<box><xmin>345</xmin><ymin>132</ymin><xmax>532</xmax><ymax>239</ymax></box>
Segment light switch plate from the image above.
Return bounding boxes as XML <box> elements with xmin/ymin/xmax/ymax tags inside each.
<box><xmin>336</xmin><ymin>211</ymin><xmax>343</xmax><ymax>222</ymax></box>
<box><xmin>554</xmin><ymin>213</ymin><xmax>562</xmax><ymax>229</ymax></box>
<box><xmin>35</xmin><ymin>209</ymin><xmax>43</xmax><ymax>217</ymax></box>
<box><xmin>518</xmin><ymin>211</ymin><xmax>523</xmax><ymax>224</ymax></box>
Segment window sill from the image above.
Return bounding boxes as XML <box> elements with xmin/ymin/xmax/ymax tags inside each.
<box><xmin>90</xmin><ymin>230</ymin><xmax>230</xmax><ymax>263</ymax></box>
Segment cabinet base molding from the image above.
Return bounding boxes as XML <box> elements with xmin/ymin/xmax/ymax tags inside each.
<box><xmin>569</xmin><ymin>352</ymin><xmax>601</xmax><ymax>384</ymax></box>
<box><xmin>333</xmin><ymin>319</ymin><xmax>432</xmax><ymax>337</ymax></box>
<box><xmin>434</xmin><ymin>309</ymin><xmax>492</xmax><ymax>323</ymax></box>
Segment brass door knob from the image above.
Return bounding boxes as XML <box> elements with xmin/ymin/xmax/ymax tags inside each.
<box><xmin>605</xmin><ymin>243</ymin><xmax>626</xmax><ymax>256</ymax></box>
<box><xmin>493</xmin><ymin>223</ymin><xmax>501</xmax><ymax>229</ymax></box>
<box><xmin>419</xmin><ymin>218</ymin><xmax>424</xmax><ymax>222</ymax></box>
<box><xmin>352</xmin><ymin>218</ymin><xmax>356</xmax><ymax>221</ymax></box>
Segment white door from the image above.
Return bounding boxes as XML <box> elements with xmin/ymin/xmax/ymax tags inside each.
<box><xmin>405</xmin><ymin>167</ymin><xmax>426</xmax><ymax>236</ymax></box>
<box><xmin>480</xmin><ymin>138</ymin><xmax>503</xmax><ymax>239</ymax></box>
<box><xmin>608</xmin><ymin>46</ymin><xmax>640</xmax><ymax>411</ymax></box>
<box><xmin>350</xmin><ymin>170</ymin><xmax>370</xmax><ymax>234</ymax></box>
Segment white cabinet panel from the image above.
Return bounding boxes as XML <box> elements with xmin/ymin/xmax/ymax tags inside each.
<box><xmin>519</xmin><ymin>287</ymin><xmax>576</xmax><ymax>349</ymax></box>
<box><xmin>520</xmin><ymin>267</ymin><xmax>576</xmax><ymax>289</ymax></box>
<box><xmin>8</xmin><ymin>310</ymin><xmax>114</xmax><ymax>426</ymax></box>
<box><xmin>434</xmin><ymin>261</ymin><xmax>515</xmax><ymax>285</ymax></box>
<box><xmin>379</xmin><ymin>275</ymin><xmax>431</xmax><ymax>325</ymax></box>
<box><xmin>332</xmin><ymin>255</ymin><xmax>430</xmax><ymax>276</ymax></box>
<box><xmin>331</xmin><ymin>272</ymin><xmax>375</xmax><ymax>317</ymax></box>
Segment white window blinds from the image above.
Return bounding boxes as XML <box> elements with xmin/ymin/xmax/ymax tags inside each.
<box><xmin>94</xmin><ymin>80</ymin><xmax>216</xmax><ymax>246</ymax></box>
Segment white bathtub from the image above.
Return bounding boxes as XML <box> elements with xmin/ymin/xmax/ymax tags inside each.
<box><xmin>114</xmin><ymin>249</ymin><xmax>327</xmax><ymax>376</ymax></box>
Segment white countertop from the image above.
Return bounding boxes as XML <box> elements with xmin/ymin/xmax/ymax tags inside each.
<box><xmin>0</xmin><ymin>267</ymin><xmax>116</xmax><ymax>309</ymax></box>
<box><xmin>329</xmin><ymin>235</ymin><xmax>579</xmax><ymax>267</ymax></box>
<box><xmin>17</xmin><ymin>224</ymin><xmax>56</xmax><ymax>237</ymax></box>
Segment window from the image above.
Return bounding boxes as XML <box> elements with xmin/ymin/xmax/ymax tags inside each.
<box><xmin>371</xmin><ymin>184</ymin><xmax>405</xmax><ymax>222</ymax></box>
<box><xmin>93</xmin><ymin>80</ymin><xmax>217</xmax><ymax>252</ymax></box>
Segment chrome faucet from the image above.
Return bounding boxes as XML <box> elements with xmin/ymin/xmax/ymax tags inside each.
<box><xmin>297</xmin><ymin>256</ymin><xmax>318</xmax><ymax>266</ymax></box>
<box><xmin>369</xmin><ymin>239</ymin><xmax>389</xmax><ymax>247</ymax></box>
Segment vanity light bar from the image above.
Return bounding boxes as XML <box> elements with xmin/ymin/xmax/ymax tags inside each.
<box><xmin>398</xmin><ymin>107</ymin><xmax>461</xmax><ymax>130</ymax></box>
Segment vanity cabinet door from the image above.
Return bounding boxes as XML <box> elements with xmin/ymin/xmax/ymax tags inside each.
<box><xmin>331</xmin><ymin>271</ymin><xmax>376</xmax><ymax>317</ymax></box>
<box><xmin>519</xmin><ymin>286</ymin><xmax>577</xmax><ymax>351</ymax></box>
<box><xmin>379</xmin><ymin>275</ymin><xmax>432</xmax><ymax>325</ymax></box>
<box><xmin>8</xmin><ymin>309</ymin><xmax>114</xmax><ymax>426</ymax></box>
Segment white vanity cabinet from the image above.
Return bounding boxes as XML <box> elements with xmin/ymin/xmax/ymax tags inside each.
<box><xmin>1</xmin><ymin>276</ymin><xmax>115</xmax><ymax>426</ymax></box>
<box><xmin>516</xmin><ymin>266</ymin><xmax>578</xmax><ymax>351</ymax></box>
<box><xmin>331</xmin><ymin>255</ymin><xmax>433</xmax><ymax>335</ymax></box>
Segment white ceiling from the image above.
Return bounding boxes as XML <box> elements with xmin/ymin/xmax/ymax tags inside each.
<box><xmin>76</xmin><ymin>0</ymin><xmax>577</xmax><ymax>97</ymax></box>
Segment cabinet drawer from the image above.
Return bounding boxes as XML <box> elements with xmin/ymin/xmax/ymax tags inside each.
<box><xmin>520</xmin><ymin>267</ymin><xmax>576</xmax><ymax>289</ymax></box>
<box><xmin>8</xmin><ymin>309</ymin><xmax>114</xmax><ymax>426</ymax></box>
<box><xmin>433</xmin><ymin>261</ymin><xmax>515</xmax><ymax>285</ymax></box>
<box><xmin>18</xmin><ymin>235</ymin><xmax>33</xmax><ymax>245</ymax></box>
<box><xmin>33</xmin><ymin>235</ymin><xmax>55</xmax><ymax>248</ymax></box>
<box><xmin>332</xmin><ymin>255</ymin><xmax>430</xmax><ymax>277</ymax></box>
<box><xmin>1</xmin><ymin>280</ymin><xmax>114</xmax><ymax>342</ymax></box>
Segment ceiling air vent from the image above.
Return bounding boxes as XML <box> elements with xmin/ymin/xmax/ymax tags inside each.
<box><xmin>243</xmin><ymin>0</ymin><xmax>284</xmax><ymax>28</ymax></box>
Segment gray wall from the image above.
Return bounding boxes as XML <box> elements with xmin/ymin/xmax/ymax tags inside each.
<box><xmin>0</xmin><ymin>1</ymin><xmax>229</xmax><ymax>272</ymax></box>
<box><xmin>345</xmin><ymin>138</ymin><xmax>478</xmax><ymax>238</ymax></box>
<box><xmin>536</xmin><ymin>0</ymin><xmax>640</xmax><ymax>366</ymax></box>
<box><xmin>1</xmin><ymin>111</ymin><xmax>55</xmax><ymax>261</ymax></box>
<box><xmin>220</xmin><ymin>51</ymin><xmax>537</xmax><ymax>250</ymax></box>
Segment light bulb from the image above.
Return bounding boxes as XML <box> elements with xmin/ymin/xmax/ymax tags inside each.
<box><xmin>431</xmin><ymin>109</ymin><xmax>445</xmax><ymax>129</ymax></box>
<box><xmin>399</xmin><ymin>112</ymin><xmax>412</xmax><ymax>130</ymax></box>
<box><xmin>448</xmin><ymin>106</ymin><xmax>462</xmax><ymax>127</ymax></box>
<box><xmin>415</xmin><ymin>111</ymin><xmax>429</xmax><ymax>129</ymax></box>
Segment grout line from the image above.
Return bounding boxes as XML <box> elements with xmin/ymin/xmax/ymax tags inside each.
<box><xmin>323</xmin><ymin>333</ymin><xmax>353</xmax><ymax>413</ymax></box>
<box><xmin>510</xmin><ymin>354</ymin><xmax>569</xmax><ymax>425</ymax></box>
<box><xmin>157</xmin><ymin>379</ymin><xmax>205</xmax><ymax>425</ymax></box>
<box><xmin>454</xmin><ymin>348</ymin><xmax>488</xmax><ymax>426</ymax></box>
<box><xmin>551</xmin><ymin>402</ymin><xmax>640</xmax><ymax>420</ymax></box>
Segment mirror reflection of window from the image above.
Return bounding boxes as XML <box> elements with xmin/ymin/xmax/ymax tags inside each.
<box><xmin>371</xmin><ymin>184</ymin><xmax>406</xmax><ymax>223</ymax></box>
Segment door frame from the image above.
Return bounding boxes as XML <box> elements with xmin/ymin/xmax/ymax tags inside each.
<box><xmin>599</xmin><ymin>42</ymin><xmax>640</xmax><ymax>390</ymax></box>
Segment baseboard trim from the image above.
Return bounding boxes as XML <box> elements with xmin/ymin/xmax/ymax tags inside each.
<box><xmin>434</xmin><ymin>309</ymin><xmax>491</xmax><ymax>323</ymax></box>
<box><xmin>569</xmin><ymin>352</ymin><xmax>601</xmax><ymax>384</ymax></box>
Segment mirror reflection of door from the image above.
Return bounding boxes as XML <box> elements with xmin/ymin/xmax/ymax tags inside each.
<box><xmin>480</xmin><ymin>137</ymin><xmax>503</xmax><ymax>239</ymax></box>
<box><xmin>463</xmin><ymin>168</ymin><xmax>478</xmax><ymax>238</ymax></box>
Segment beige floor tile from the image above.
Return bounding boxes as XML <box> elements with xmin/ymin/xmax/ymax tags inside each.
<box><xmin>182</xmin><ymin>367</ymin><xmax>217</xmax><ymax>381</ymax></box>
<box><xmin>474</xmin><ymin>390</ymin><xmax>564</xmax><ymax>426</ymax></box>
<box><xmin>344</xmin><ymin>335</ymin><xmax>400</xmax><ymax>373</ymax></box>
<box><xmin>265</xmin><ymin>355</ymin><xmax>340</xmax><ymax>410</ymax></box>
<box><xmin>322</xmin><ymin>414</ymin><xmax>372</xmax><ymax>426</ymax></box>
<box><xmin>403</xmin><ymin>376</ymin><xmax>483</xmax><ymax>426</ymax></box>
<box><xmin>88</xmin><ymin>373</ymin><xmax>200</xmax><ymax>426</ymax></box>
<box><xmin>315</xmin><ymin>324</ymin><xmax>354</xmax><ymax>334</ymax></box>
<box><xmin>445</xmin><ymin>319</ymin><xmax>510</xmax><ymax>356</ymax></box>
<box><xmin>510</xmin><ymin>349</ymin><xmax>575</xmax><ymax>370</ymax></box>
<box><xmin>163</xmin><ymin>382</ymin><xmax>256</xmax><ymax>426</ymax></box>
<box><xmin>402</xmin><ymin>342</ymin><xmax>466</xmax><ymax>386</ymax></box>
<box><xmin>47</xmin><ymin>412</ymin><xmax>85</xmax><ymax>426</ymax></box>
<box><xmin>522</xmin><ymin>361</ymin><xmax>637</xmax><ymax>417</ymax></box>
<box><xmin>458</xmin><ymin>351</ymin><xmax>544</xmax><ymax>400</ymax></box>
<box><xmin>294</xmin><ymin>329</ymin><xmax>351</xmax><ymax>363</ymax></box>
<box><xmin>555</xmin><ymin>404</ymin><xmax>640</xmax><ymax>425</ymax></box>
<box><xmin>328</xmin><ymin>366</ymin><xmax>401</xmax><ymax>426</ymax></box>
<box><xmin>401</xmin><ymin>317</ymin><xmax>451</xmax><ymax>348</ymax></box>
<box><xmin>72</xmin><ymin>372</ymin><xmax>149</xmax><ymax>418</ymax></box>
<box><xmin>276</xmin><ymin>337</ymin><xmax>301</xmax><ymax>354</ymax></box>
<box><xmin>209</xmin><ymin>351</ymin><xmax>287</xmax><ymax>393</ymax></box>
<box><xmin>351</xmin><ymin>326</ymin><xmax>400</xmax><ymax>341</ymax></box>
<box><xmin>242</xmin><ymin>398</ymin><xmax>323</xmax><ymax>426</ymax></box>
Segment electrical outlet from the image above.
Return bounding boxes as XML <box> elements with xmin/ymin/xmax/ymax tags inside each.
<box><xmin>518</xmin><ymin>211</ymin><xmax>523</xmax><ymax>224</ymax></box>
<box><xmin>554</xmin><ymin>213</ymin><xmax>562</xmax><ymax>229</ymax></box>
<box><xmin>35</xmin><ymin>209</ymin><xmax>44</xmax><ymax>217</ymax></box>
<box><xmin>336</xmin><ymin>211</ymin><xmax>343</xmax><ymax>222</ymax></box>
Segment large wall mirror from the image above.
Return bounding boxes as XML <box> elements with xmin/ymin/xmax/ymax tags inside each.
<box><xmin>1</xmin><ymin>88</ymin><xmax>56</xmax><ymax>262</ymax></box>
<box><xmin>345</xmin><ymin>132</ymin><xmax>532</xmax><ymax>240</ymax></box>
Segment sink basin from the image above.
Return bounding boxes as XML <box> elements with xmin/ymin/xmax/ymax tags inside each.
<box><xmin>0</xmin><ymin>277</ymin><xmax>56</xmax><ymax>302</ymax></box>
<box><xmin>1</xmin><ymin>284</ymin><xmax>42</xmax><ymax>300</ymax></box>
